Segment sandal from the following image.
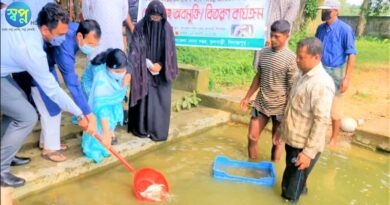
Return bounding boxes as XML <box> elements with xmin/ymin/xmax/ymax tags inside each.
<box><xmin>39</xmin><ymin>144</ymin><xmax>69</xmax><ymax>151</ymax></box>
<box><xmin>41</xmin><ymin>150</ymin><xmax>66</xmax><ymax>162</ymax></box>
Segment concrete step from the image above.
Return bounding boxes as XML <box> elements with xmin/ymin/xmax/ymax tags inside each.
<box><xmin>19</xmin><ymin>89</ymin><xmax>195</xmax><ymax>152</ymax></box>
<box><xmin>12</xmin><ymin>90</ymin><xmax>232</xmax><ymax>199</ymax></box>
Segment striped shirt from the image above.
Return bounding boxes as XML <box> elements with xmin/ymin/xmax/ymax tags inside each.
<box><xmin>253</xmin><ymin>47</ymin><xmax>298</xmax><ymax>116</ymax></box>
<box><xmin>281</xmin><ymin>63</ymin><xmax>335</xmax><ymax>159</ymax></box>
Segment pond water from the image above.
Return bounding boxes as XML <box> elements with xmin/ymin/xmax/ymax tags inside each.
<box><xmin>18</xmin><ymin>122</ymin><xmax>389</xmax><ymax>205</ymax></box>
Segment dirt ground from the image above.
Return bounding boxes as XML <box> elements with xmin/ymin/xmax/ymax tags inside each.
<box><xmin>342</xmin><ymin>67</ymin><xmax>390</xmax><ymax>121</ymax></box>
<box><xmin>221</xmin><ymin>67</ymin><xmax>390</xmax><ymax>132</ymax></box>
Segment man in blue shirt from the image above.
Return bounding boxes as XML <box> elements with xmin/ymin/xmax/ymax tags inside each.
<box><xmin>315</xmin><ymin>0</ymin><xmax>357</xmax><ymax>146</ymax></box>
<box><xmin>0</xmin><ymin>3</ymin><xmax>93</xmax><ymax>187</ymax></box>
<box><xmin>30</xmin><ymin>19</ymin><xmax>101</xmax><ymax>162</ymax></box>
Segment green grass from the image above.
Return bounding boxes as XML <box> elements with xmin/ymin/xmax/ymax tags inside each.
<box><xmin>177</xmin><ymin>47</ymin><xmax>255</xmax><ymax>90</ymax></box>
<box><xmin>355</xmin><ymin>36</ymin><xmax>390</xmax><ymax>68</ymax></box>
<box><xmin>176</xmin><ymin>36</ymin><xmax>389</xmax><ymax>91</ymax></box>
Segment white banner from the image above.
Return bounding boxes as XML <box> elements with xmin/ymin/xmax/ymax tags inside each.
<box><xmin>137</xmin><ymin>0</ymin><xmax>270</xmax><ymax>50</ymax></box>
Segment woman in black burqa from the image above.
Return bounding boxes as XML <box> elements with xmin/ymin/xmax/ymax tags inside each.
<box><xmin>127</xmin><ymin>0</ymin><xmax>178</xmax><ymax>141</ymax></box>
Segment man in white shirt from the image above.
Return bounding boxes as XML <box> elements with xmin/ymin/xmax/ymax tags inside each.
<box><xmin>0</xmin><ymin>2</ymin><xmax>93</xmax><ymax>187</ymax></box>
<box><xmin>274</xmin><ymin>37</ymin><xmax>335</xmax><ymax>202</ymax></box>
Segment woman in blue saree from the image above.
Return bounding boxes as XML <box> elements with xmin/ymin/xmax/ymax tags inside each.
<box><xmin>81</xmin><ymin>48</ymin><xmax>130</xmax><ymax>163</ymax></box>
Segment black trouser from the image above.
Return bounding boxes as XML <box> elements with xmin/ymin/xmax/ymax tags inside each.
<box><xmin>281</xmin><ymin>144</ymin><xmax>321</xmax><ymax>202</ymax></box>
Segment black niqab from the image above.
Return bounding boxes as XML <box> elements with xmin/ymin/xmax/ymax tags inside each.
<box><xmin>143</xmin><ymin>0</ymin><xmax>166</xmax><ymax>63</ymax></box>
<box><xmin>127</xmin><ymin>0</ymin><xmax>178</xmax><ymax>108</ymax></box>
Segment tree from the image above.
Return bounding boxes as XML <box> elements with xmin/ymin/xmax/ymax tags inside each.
<box><xmin>368</xmin><ymin>0</ymin><xmax>390</xmax><ymax>15</ymax></box>
<box><xmin>356</xmin><ymin>0</ymin><xmax>390</xmax><ymax>37</ymax></box>
<box><xmin>292</xmin><ymin>0</ymin><xmax>318</xmax><ymax>34</ymax></box>
<box><xmin>356</xmin><ymin>0</ymin><xmax>369</xmax><ymax>37</ymax></box>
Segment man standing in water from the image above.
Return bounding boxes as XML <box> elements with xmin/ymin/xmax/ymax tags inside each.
<box><xmin>240</xmin><ymin>20</ymin><xmax>298</xmax><ymax>162</ymax></box>
<box><xmin>274</xmin><ymin>37</ymin><xmax>335</xmax><ymax>202</ymax></box>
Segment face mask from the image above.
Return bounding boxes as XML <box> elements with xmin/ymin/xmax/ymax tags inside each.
<box><xmin>321</xmin><ymin>10</ymin><xmax>332</xmax><ymax>21</ymax></box>
<box><xmin>50</xmin><ymin>34</ymin><xmax>66</xmax><ymax>46</ymax></box>
<box><xmin>79</xmin><ymin>44</ymin><xmax>95</xmax><ymax>55</ymax></box>
<box><xmin>109</xmin><ymin>71</ymin><xmax>126</xmax><ymax>82</ymax></box>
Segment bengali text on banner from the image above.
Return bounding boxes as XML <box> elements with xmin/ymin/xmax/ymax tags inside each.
<box><xmin>137</xmin><ymin>0</ymin><xmax>270</xmax><ymax>50</ymax></box>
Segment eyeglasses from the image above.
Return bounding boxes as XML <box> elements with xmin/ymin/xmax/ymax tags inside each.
<box><xmin>150</xmin><ymin>15</ymin><xmax>162</xmax><ymax>22</ymax></box>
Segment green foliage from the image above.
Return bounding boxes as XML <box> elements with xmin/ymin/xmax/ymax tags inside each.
<box><xmin>208</xmin><ymin>78</ymin><xmax>216</xmax><ymax>91</ymax></box>
<box><xmin>304</xmin><ymin>0</ymin><xmax>319</xmax><ymax>21</ymax></box>
<box><xmin>339</xmin><ymin>0</ymin><xmax>390</xmax><ymax>16</ymax></box>
<box><xmin>296</xmin><ymin>0</ymin><xmax>318</xmax><ymax>37</ymax></box>
<box><xmin>288</xmin><ymin>29</ymin><xmax>310</xmax><ymax>51</ymax></box>
<box><xmin>175</xmin><ymin>90</ymin><xmax>202</xmax><ymax>112</ymax></box>
<box><xmin>368</xmin><ymin>0</ymin><xmax>390</xmax><ymax>16</ymax></box>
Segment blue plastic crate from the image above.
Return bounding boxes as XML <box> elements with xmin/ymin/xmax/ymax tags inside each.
<box><xmin>212</xmin><ymin>155</ymin><xmax>276</xmax><ymax>187</ymax></box>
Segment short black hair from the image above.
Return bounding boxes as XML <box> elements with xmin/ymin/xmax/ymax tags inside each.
<box><xmin>270</xmin><ymin>20</ymin><xmax>291</xmax><ymax>34</ymax></box>
<box><xmin>37</xmin><ymin>3</ymin><xmax>69</xmax><ymax>30</ymax></box>
<box><xmin>297</xmin><ymin>37</ymin><xmax>323</xmax><ymax>57</ymax></box>
<box><xmin>76</xmin><ymin>19</ymin><xmax>102</xmax><ymax>38</ymax></box>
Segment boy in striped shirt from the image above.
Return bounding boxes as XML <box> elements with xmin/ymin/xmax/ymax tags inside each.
<box><xmin>240</xmin><ymin>20</ymin><xmax>298</xmax><ymax>161</ymax></box>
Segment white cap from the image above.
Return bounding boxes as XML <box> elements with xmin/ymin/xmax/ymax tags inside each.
<box><xmin>318</xmin><ymin>0</ymin><xmax>341</xmax><ymax>10</ymax></box>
